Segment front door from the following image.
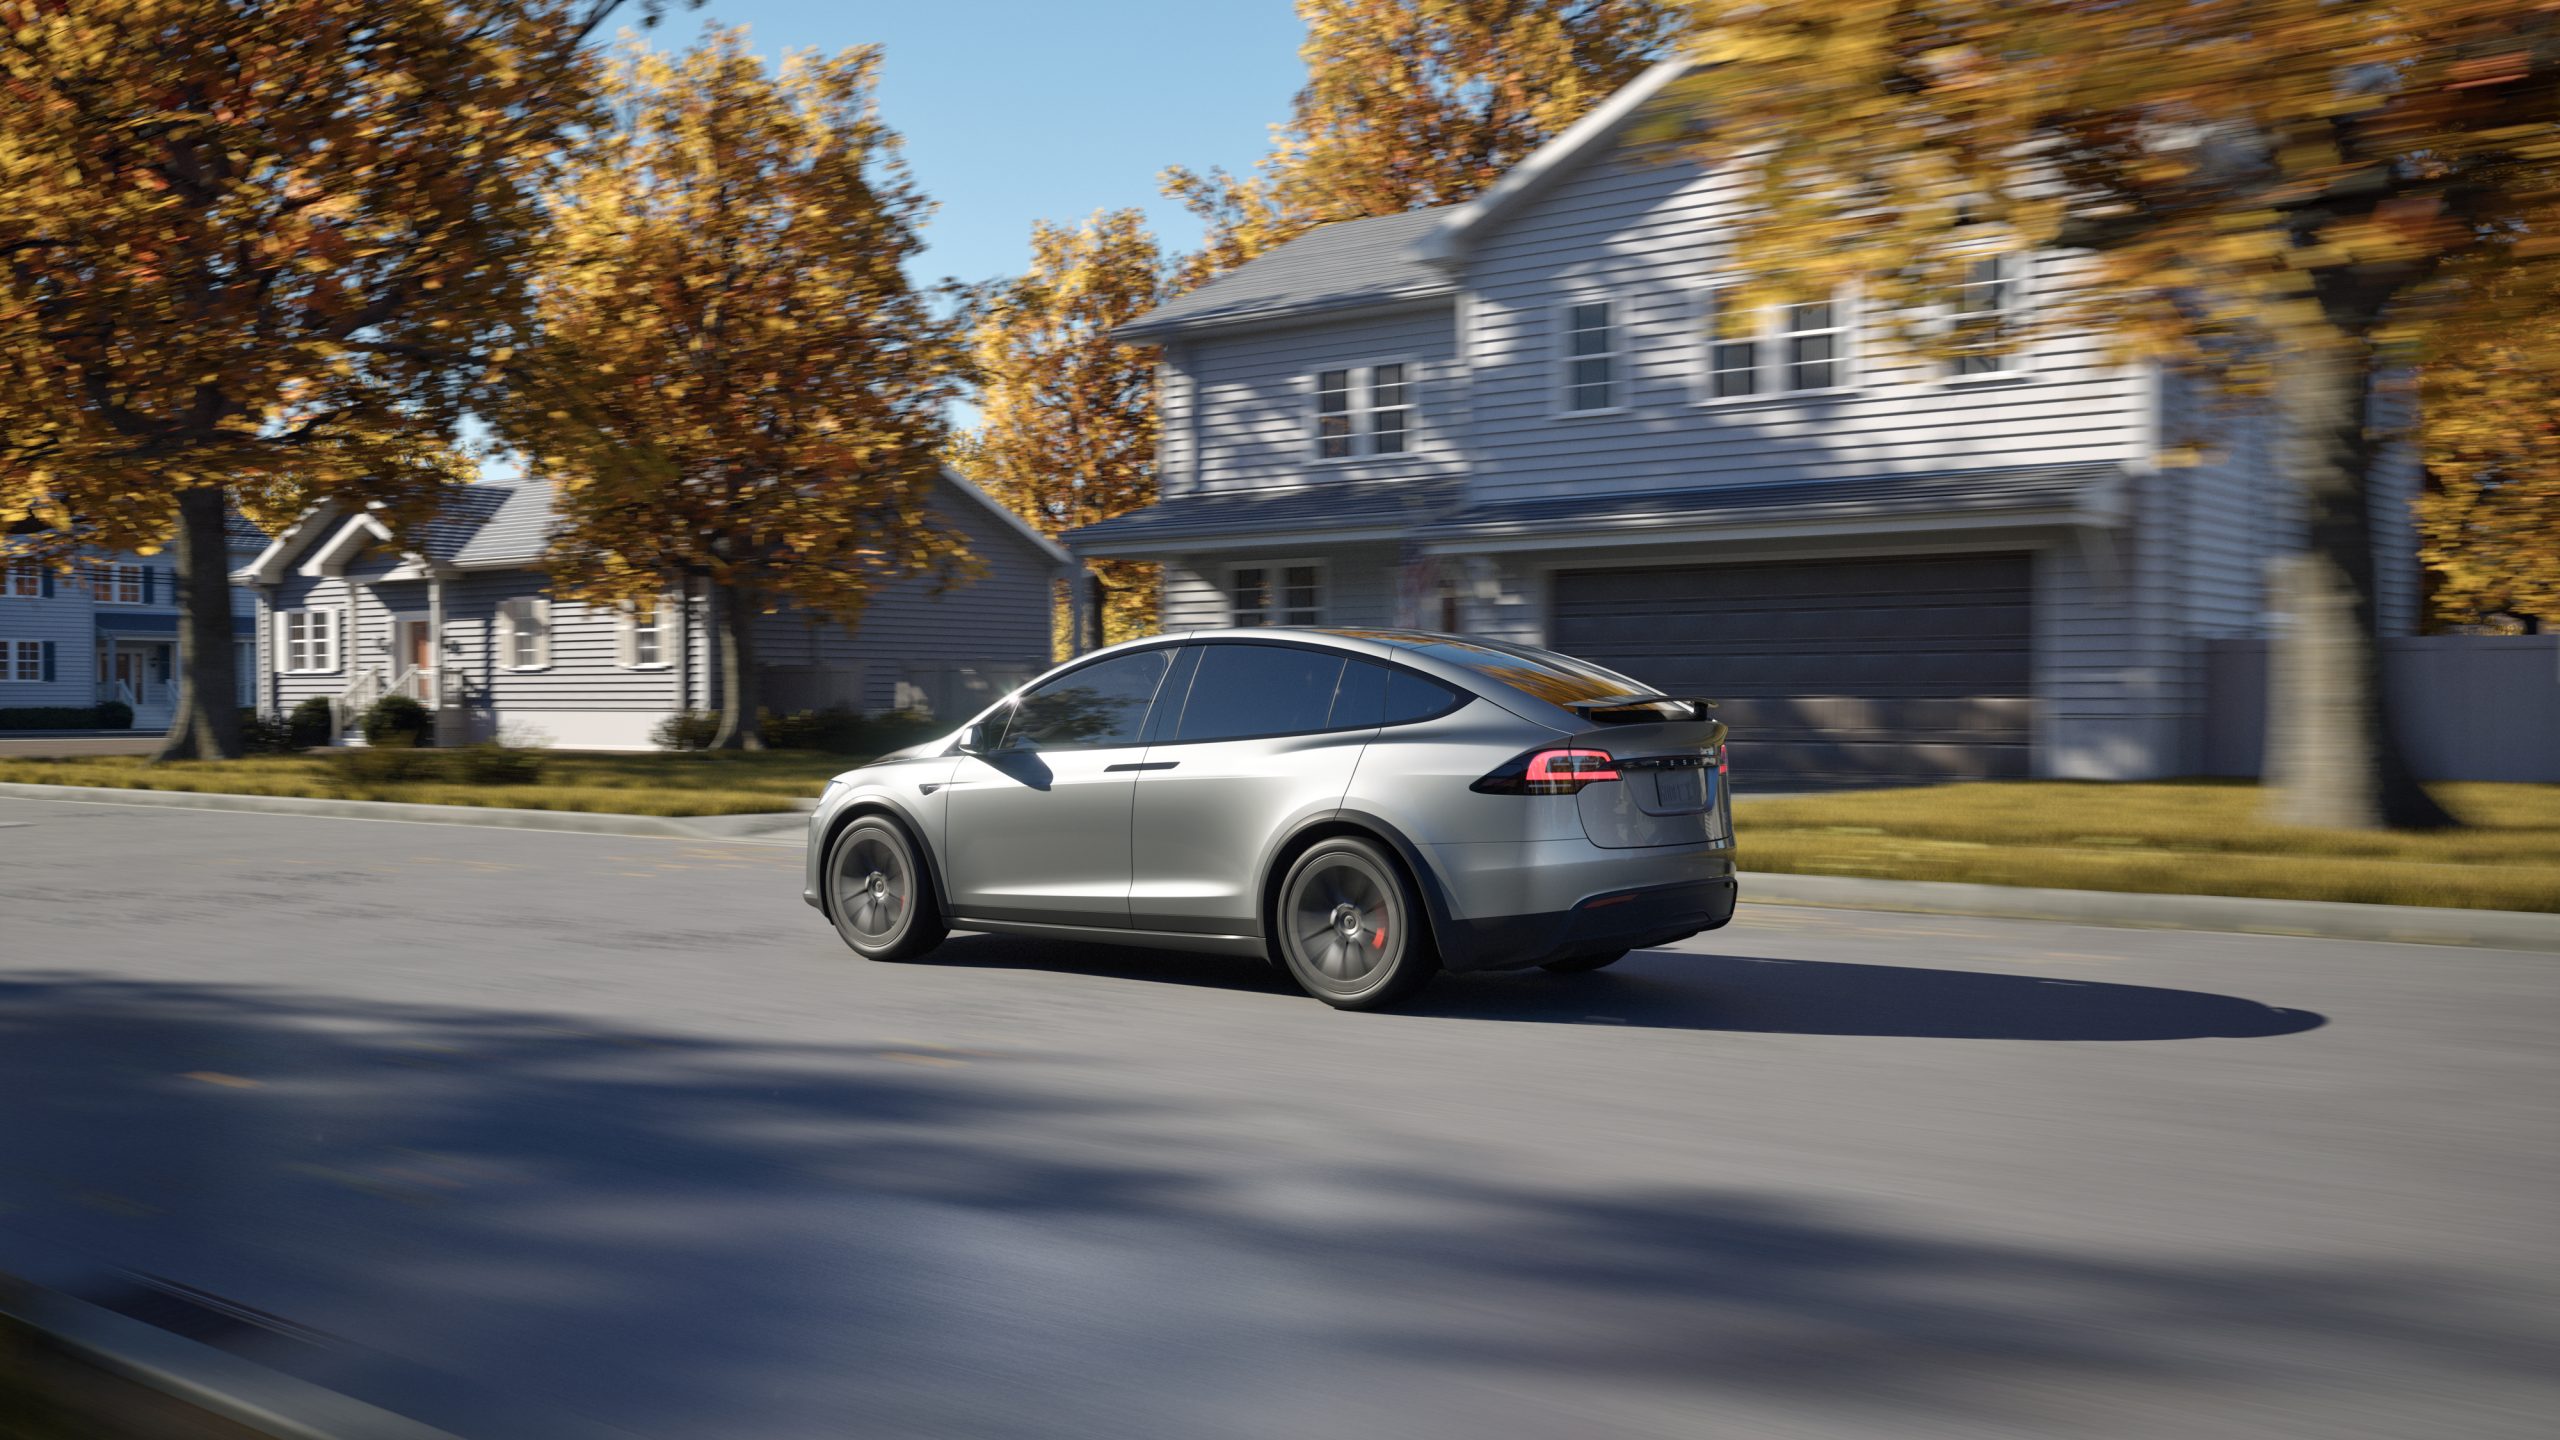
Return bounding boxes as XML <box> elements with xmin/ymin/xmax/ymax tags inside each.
<box><xmin>400</xmin><ymin>620</ymin><xmax>432</xmax><ymax>676</ymax></box>
<box><xmin>111</xmin><ymin>648</ymin><xmax>144</xmax><ymax>700</ymax></box>
<box><xmin>941</xmin><ymin>647</ymin><xmax>1175</xmax><ymax>929</ymax></box>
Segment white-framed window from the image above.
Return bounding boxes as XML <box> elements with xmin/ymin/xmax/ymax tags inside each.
<box><xmin>1703</xmin><ymin>288</ymin><xmax>1763</xmax><ymax>401</ymax></box>
<box><xmin>1559</xmin><ymin>299</ymin><xmax>1619</xmax><ymax>412</ymax></box>
<box><xmin>278</xmin><ymin>609</ymin><xmax>338</xmax><ymax>674</ymax></box>
<box><xmin>2</xmin><ymin>639</ymin><xmax>42</xmax><ymax>683</ymax></box>
<box><xmin>1948</xmin><ymin>253</ymin><xmax>2029</xmax><ymax>380</ymax></box>
<box><xmin>89</xmin><ymin>562</ymin><xmax>145</xmax><ymax>605</ymax></box>
<box><xmin>1697</xmin><ymin>285</ymin><xmax>1858</xmax><ymax>402</ymax></box>
<box><xmin>1229</xmin><ymin>561</ymin><xmax>1325</xmax><ymax>628</ymax></box>
<box><xmin>1777</xmin><ymin>298</ymin><xmax>1850</xmax><ymax>391</ymax></box>
<box><xmin>1311</xmin><ymin>363</ymin><xmax>1414</xmax><ymax>459</ymax></box>
<box><xmin>618</xmin><ymin>593</ymin><xmax>672</xmax><ymax>669</ymax></box>
<box><xmin>497</xmin><ymin>597</ymin><xmax>551</xmax><ymax>670</ymax></box>
<box><xmin>4</xmin><ymin>561</ymin><xmax>42</xmax><ymax>598</ymax></box>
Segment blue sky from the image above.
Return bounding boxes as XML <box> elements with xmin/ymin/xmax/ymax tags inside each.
<box><xmin>666</xmin><ymin>0</ymin><xmax>1312</xmax><ymax>286</ymax></box>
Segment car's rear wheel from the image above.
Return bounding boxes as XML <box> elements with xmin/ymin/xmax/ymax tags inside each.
<box><xmin>1541</xmin><ymin>948</ymin><xmax>1628</xmax><ymax>974</ymax></box>
<box><xmin>1274</xmin><ymin>837</ymin><xmax>1436</xmax><ymax>1010</ymax></box>
<box><xmin>826</xmin><ymin>817</ymin><xmax>947</xmax><ymax>962</ymax></box>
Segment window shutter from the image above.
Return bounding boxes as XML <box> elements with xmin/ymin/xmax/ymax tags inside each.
<box><xmin>143</xmin><ymin>567</ymin><xmax>156</xmax><ymax>605</ymax></box>
<box><xmin>496</xmin><ymin>602</ymin><xmax>517</xmax><ymax>668</ymax></box>
<box><xmin>532</xmin><ymin>598</ymin><xmax>553</xmax><ymax>668</ymax></box>
<box><xmin>39</xmin><ymin>568</ymin><xmax>53</xmax><ymax>598</ymax></box>
<box><xmin>41</xmin><ymin>640</ymin><xmax>55</xmax><ymax>682</ymax></box>
<box><xmin>615</xmin><ymin>602</ymin><xmax>635</xmax><ymax>668</ymax></box>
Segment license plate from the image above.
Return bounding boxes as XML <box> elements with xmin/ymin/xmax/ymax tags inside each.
<box><xmin>1655</xmin><ymin>766</ymin><xmax>1704</xmax><ymax>811</ymax></box>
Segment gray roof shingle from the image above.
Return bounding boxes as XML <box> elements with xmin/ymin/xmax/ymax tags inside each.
<box><xmin>1064</xmin><ymin>477</ymin><xmax>1461</xmax><ymax>553</ymax></box>
<box><xmin>1417</xmin><ymin>464</ymin><xmax>2126</xmax><ymax>540</ymax></box>
<box><xmin>1116</xmin><ymin>208</ymin><xmax>1457</xmax><ymax>341</ymax></box>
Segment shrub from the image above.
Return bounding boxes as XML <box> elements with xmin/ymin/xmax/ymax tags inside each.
<box><xmin>326</xmin><ymin>745</ymin><xmax>443</xmax><ymax>787</ymax></box>
<box><xmin>288</xmin><ymin>696</ymin><xmax>336</xmax><ymax>750</ymax></box>
<box><xmin>360</xmin><ymin>694</ymin><xmax>433</xmax><ymax>748</ymax></box>
<box><xmin>238</xmin><ymin>708</ymin><xmax>298</xmax><ymax>754</ymax></box>
<box><xmin>762</xmin><ymin>706</ymin><xmax>943</xmax><ymax>755</ymax></box>
<box><xmin>652</xmin><ymin>709</ymin><xmax>719</xmax><ymax>751</ymax></box>
<box><xmin>0</xmin><ymin>702</ymin><xmax>132</xmax><ymax>731</ymax></box>
<box><xmin>447</xmin><ymin>743</ymin><xmax>544</xmax><ymax>785</ymax></box>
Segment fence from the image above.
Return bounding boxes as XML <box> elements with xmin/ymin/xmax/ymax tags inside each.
<box><xmin>2203</xmin><ymin>635</ymin><xmax>2560</xmax><ymax>782</ymax></box>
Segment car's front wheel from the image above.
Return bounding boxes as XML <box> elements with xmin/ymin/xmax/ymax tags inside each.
<box><xmin>825</xmin><ymin>816</ymin><xmax>948</xmax><ymax>962</ymax></box>
<box><xmin>1274</xmin><ymin>837</ymin><xmax>1436</xmax><ymax>1010</ymax></box>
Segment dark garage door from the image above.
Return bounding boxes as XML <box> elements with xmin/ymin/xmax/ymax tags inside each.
<box><xmin>1551</xmin><ymin>553</ymin><xmax>2034</xmax><ymax>782</ymax></box>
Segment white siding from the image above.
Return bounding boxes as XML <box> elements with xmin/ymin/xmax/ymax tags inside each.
<box><xmin>745</xmin><ymin>481</ymin><xmax>1062</xmax><ymax>716</ymax></box>
<box><xmin>1459</xmin><ymin>147</ymin><xmax>2148</xmax><ymax>501</ymax></box>
<box><xmin>1180</xmin><ymin>308</ymin><xmax>1462</xmax><ymax>495</ymax></box>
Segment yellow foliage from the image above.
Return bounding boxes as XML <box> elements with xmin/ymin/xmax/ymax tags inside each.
<box><xmin>1163</xmin><ymin>0</ymin><xmax>1685</xmax><ymax>278</ymax></box>
<box><xmin>0</xmin><ymin>0</ymin><xmax>603</xmax><ymax>547</ymax></box>
<box><xmin>494</xmin><ymin>26</ymin><xmax>971</xmax><ymax>626</ymax></box>
<box><xmin>966</xmin><ymin>210</ymin><xmax>1171</xmax><ymax>646</ymax></box>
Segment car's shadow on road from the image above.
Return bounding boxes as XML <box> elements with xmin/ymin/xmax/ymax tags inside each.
<box><xmin>928</xmin><ymin>934</ymin><xmax>2325</xmax><ymax>1041</ymax></box>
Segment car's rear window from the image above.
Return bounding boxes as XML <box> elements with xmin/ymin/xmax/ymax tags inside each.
<box><xmin>1324</xmin><ymin>630</ymin><xmax>1658</xmax><ymax>710</ymax></box>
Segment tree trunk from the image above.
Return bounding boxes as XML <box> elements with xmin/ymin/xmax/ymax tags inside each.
<box><xmin>2261</xmin><ymin>337</ymin><xmax>2454</xmax><ymax>830</ymax></box>
<box><xmin>708</xmin><ymin>578</ymin><xmax>764</xmax><ymax>751</ymax></box>
<box><xmin>151</xmin><ymin>486</ymin><xmax>243</xmax><ymax>762</ymax></box>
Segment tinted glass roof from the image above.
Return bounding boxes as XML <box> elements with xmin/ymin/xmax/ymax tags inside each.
<box><xmin>1318</xmin><ymin>629</ymin><xmax>1658</xmax><ymax>709</ymax></box>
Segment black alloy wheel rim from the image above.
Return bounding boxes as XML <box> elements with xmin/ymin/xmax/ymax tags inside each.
<box><xmin>1289</xmin><ymin>855</ymin><xmax>1396</xmax><ymax>986</ymax></box>
<box><xmin>836</xmin><ymin>830</ymin><xmax>910</xmax><ymax>942</ymax></box>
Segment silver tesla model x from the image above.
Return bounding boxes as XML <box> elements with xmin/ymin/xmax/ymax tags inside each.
<box><xmin>802</xmin><ymin>628</ymin><xmax>1736</xmax><ymax>1010</ymax></box>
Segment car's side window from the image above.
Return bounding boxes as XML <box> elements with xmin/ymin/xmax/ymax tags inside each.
<box><xmin>1330</xmin><ymin>656</ymin><xmax>1466</xmax><ymax>729</ymax></box>
<box><xmin>1000</xmin><ymin>649</ymin><xmax>1172</xmax><ymax>750</ymax></box>
<box><xmin>1173</xmin><ymin>644</ymin><xmax>1347</xmax><ymax>743</ymax></box>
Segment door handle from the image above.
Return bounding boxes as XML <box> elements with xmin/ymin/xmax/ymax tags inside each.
<box><xmin>1103</xmin><ymin>760</ymin><xmax>1179</xmax><ymax>772</ymax></box>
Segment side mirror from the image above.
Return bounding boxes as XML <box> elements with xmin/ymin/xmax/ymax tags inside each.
<box><xmin>958</xmin><ymin>713</ymin><xmax>1008</xmax><ymax>754</ymax></box>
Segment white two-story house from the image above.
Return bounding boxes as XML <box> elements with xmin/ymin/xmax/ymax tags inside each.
<box><xmin>1069</xmin><ymin>59</ymin><xmax>2420</xmax><ymax>783</ymax></box>
<box><xmin>0</xmin><ymin>515</ymin><xmax>266</xmax><ymax>730</ymax></box>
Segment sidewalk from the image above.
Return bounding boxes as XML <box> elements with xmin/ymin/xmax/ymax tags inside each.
<box><xmin>9</xmin><ymin>779</ymin><xmax>2555</xmax><ymax>951</ymax></box>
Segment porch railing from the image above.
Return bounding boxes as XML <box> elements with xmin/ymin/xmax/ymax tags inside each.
<box><xmin>331</xmin><ymin>667</ymin><xmax>385</xmax><ymax>738</ymax></box>
<box><xmin>389</xmin><ymin>666</ymin><xmax>439</xmax><ymax>708</ymax></box>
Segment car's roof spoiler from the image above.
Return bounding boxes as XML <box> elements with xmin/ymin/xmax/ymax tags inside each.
<box><xmin>1567</xmin><ymin>694</ymin><xmax>1719</xmax><ymax>720</ymax></box>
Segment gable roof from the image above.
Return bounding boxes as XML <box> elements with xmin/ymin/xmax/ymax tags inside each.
<box><xmin>1114</xmin><ymin>207</ymin><xmax>1458</xmax><ymax>343</ymax></box>
<box><xmin>235</xmin><ymin>468</ymin><xmax>1068</xmax><ymax>584</ymax></box>
<box><xmin>1412</xmin><ymin>57</ymin><xmax>1698</xmax><ymax>266</ymax></box>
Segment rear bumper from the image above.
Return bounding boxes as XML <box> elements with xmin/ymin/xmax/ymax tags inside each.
<box><xmin>1416</xmin><ymin>837</ymin><xmax>1738</xmax><ymax>972</ymax></box>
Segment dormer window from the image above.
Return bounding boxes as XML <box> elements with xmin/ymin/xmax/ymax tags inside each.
<box><xmin>1312</xmin><ymin>364</ymin><xmax>1413</xmax><ymax>460</ymax></box>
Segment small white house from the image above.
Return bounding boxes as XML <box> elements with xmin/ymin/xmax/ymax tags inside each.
<box><xmin>237</xmin><ymin>468</ymin><xmax>1071</xmax><ymax>748</ymax></box>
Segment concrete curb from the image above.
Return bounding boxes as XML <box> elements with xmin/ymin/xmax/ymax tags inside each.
<box><xmin>0</xmin><ymin>1275</ymin><xmax>459</xmax><ymax>1440</ymax></box>
<box><xmin>1742</xmin><ymin>870</ymin><xmax>2560</xmax><ymax>953</ymax></box>
<box><xmin>0</xmin><ymin>780</ymin><xmax>810</xmax><ymax>843</ymax></box>
<box><xmin>3</xmin><ymin>780</ymin><xmax>2552</xmax><ymax>950</ymax></box>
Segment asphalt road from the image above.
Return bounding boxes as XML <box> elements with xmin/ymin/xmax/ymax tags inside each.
<box><xmin>1</xmin><ymin>793</ymin><xmax>2553</xmax><ymax>1440</ymax></box>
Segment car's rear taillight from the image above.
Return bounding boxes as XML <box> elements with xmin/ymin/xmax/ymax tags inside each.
<box><xmin>1472</xmin><ymin>747</ymin><xmax>1621</xmax><ymax>795</ymax></box>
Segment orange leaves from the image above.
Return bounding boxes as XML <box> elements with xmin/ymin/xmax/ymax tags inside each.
<box><xmin>0</xmin><ymin>0</ymin><xmax>607</xmax><ymax>549</ymax></box>
<box><xmin>496</xmin><ymin>26</ymin><xmax>966</xmax><ymax>621</ymax></box>
<box><xmin>1167</xmin><ymin>0</ymin><xmax>1683</xmax><ymax>274</ymax></box>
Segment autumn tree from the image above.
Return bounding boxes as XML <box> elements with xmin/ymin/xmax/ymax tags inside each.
<box><xmin>1667</xmin><ymin>0</ymin><xmax>2559</xmax><ymax>829</ymax></box>
<box><xmin>0</xmin><ymin>0</ymin><xmax>684</xmax><ymax>759</ymax></box>
<box><xmin>1164</xmin><ymin>0</ymin><xmax>1685</xmax><ymax>275</ymax></box>
<box><xmin>497</xmin><ymin>28</ymin><xmax>967</xmax><ymax>750</ymax></box>
<box><xmin>967</xmin><ymin>209</ymin><xmax>1173</xmax><ymax>650</ymax></box>
<box><xmin>2418</xmin><ymin>277</ymin><xmax>2560</xmax><ymax>633</ymax></box>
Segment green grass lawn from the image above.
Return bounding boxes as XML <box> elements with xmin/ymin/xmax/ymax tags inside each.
<box><xmin>0</xmin><ymin>750</ymin><xmax>851</xmax><ymax>816</ymax></box>
<box><xmin>1733</xmin><ymin>780</ymin><xmax>2560</xmax><ymax>913</ymax></box>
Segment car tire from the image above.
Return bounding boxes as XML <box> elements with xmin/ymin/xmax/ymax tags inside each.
<box><xmin>824</xmin><ymin>816</ymin><xmax>948</xmax><ymax>962</ymax></box>
<box><xmin>1273</xmin><ymin>836</ymin><xmax>1437</xmax><ymax>1010</ymax></box>
<box><xmin>1540</xmin><ymin>948</ymin><xmax>1629</xmax><ymax>974</ymax></box>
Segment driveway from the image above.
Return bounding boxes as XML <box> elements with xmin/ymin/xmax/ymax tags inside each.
<box><xmin>1</xmin><ymin>793</ymin><xmax>2552</xmax><ymax>1439</ymax></box>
